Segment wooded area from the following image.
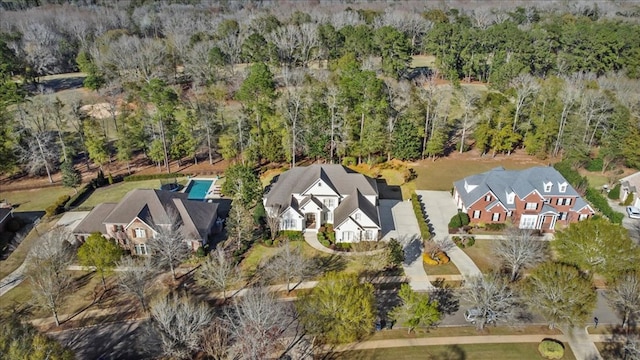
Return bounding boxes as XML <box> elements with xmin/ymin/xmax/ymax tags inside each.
<box><xmin>1</xmin><ymin>0</ymin><xmax>640</xmax><ymax>180</ymax></box>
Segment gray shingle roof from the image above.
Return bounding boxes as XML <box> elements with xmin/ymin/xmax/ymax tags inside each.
<box><xmin>264</xmin><ymin>165</ymin><xmax>378</xmax><ymax>207</ymax></box>
<box><xmin>454</xmin><ymin>166</ymin><xmax>580</xmax><ymax>209</ymax></box>
<box><xmin>334</xmin><ymin>189</ymin><xmax>380</xmax><ymax>228</ymax></box>
<box><xmin>73</xmin><ymin>203</ymin><xmax>117</xmax><ymax>235</ymax></box>
<box><xmin>75</xmin><ymin>189</ymin><xmax>218</xmax><ymax>241</ymax></box>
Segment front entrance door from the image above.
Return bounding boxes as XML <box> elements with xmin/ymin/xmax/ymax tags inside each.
<box><xmin>305</xmin><ymin>213</ymin><xmax>316</xmax><ymax>229</ymax></box>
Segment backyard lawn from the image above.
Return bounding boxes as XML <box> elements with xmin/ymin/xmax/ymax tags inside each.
<box><xmin>80</xmin><ymin>178</ymin><xmax>186</xmax><ymax>208</ymax></box>
<box><xmin>461</xmin><ymin>240</ymin><xmax>499</xmax><ymax>273</ymax></box>
<box><xmin>412</xmin><ymin>154</ymin><xmax>548</xmax><ymax>191</ymax></box>
<box><xmin>335</xmin><ymin>343</ymin><xmax>576</xmax><ymax>360</ymax></box>
<box><xmin>1</xmin><ymin>186</ymin><xmax>75</xmax><ymax>212</ymax></box>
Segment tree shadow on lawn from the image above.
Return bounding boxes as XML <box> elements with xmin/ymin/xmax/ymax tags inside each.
<box><xmin>311</xmin><ymin>254</ymin><xmax>347</xmax><ymax>273</ymax></box>
<box><xmin>324</xmin><ymin>344</ymin><xmax>466</xmax><ymax>360</ymax></box>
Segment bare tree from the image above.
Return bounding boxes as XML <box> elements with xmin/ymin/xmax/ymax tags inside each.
<box><xmin>267</xmin><ymin>25</ymin><xmax>299</xmax><ymax>69</ymax></box>
<box><xmin>281</xmin><ymin>87</ymin><xmax>303</xmax><ymax>168</ymax></box>
<box><xmin>415</xmin><ymin>73</ymin><xmax>439</xmax><ymax>158</ymax></box>
<box><xmin>116</xmin><ymin>256</ymin><xmax>157</xmax><ymax>312</ymax></box>
<box><xmin>218</xmin><ymin>32</ymin><xmax>246</xmax><ymax>74</ymax></box>
<box><xmin>147</xmin><ymin>210</ymin><xmax>192</xmax><ymax>279</ymax></box>
<box><xmin>263</xmin><ymin>240</ymin><xmax>312</xmax><ymax>293</ymax></box>
<box><xmin>196</xmin><ymin>247</ymin><xmax>242</xmax><ymax>301</ymax></box>
<box><xmin>224</xmin><ymin>287</ymin><xmax>296</xmax><ymax>359</ymax></box>
<box><xmin>184</xmin><ymin>41</ymin><xmax>218</xmax><ymax>87</ymax></box>
<box><xmin>201</xmin><ymin>318</ymin><xmax>232</xmax><ymax>360</ymax></box>
<box><xmin>509</xmin><ymin>73</ymin><xmax>540</xmax><ymax>132</ymax></box>
<box><xmin>463</xmin><ymin>274</ymin><xmax>520</xmax><ymax>330</ymax></box>
<box><xmin>493</xmin><ymin>228</ymin><xmax>547</xmax><ymax>282</ymax></box>
<box><xmin>150</xmin><ymin>294</ymin><xmax>213</xmax><ymax>359</ymax></box>
<box><xmin>266</xmin><ymin>205</ymin><xmax>281</xmax><ymax>241</ymax></box>
<box><xmin>553</xmin><ymin>73</ymin><xmax>585</xmax><ymax>157</ymax></box>
<box><xmin>298</xmin><ymin>23</ymin><xmax>319</xmax><ymax>67</ymax></box>
<box><xmin>456</xmin><ymin>87</ymin><xmax>479</xmax><ymax>153</ymax></box>
<box><xmin>606</xmin><ymin>271</ymin><xmax>640</xmax><ymax>329</ymax></box>
<box><xmin>26</xmin><ymin>227</ymin><xmax>75</xmax><ymax>327</ymax></box>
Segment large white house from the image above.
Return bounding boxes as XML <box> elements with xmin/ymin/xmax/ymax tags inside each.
<box><xmin>263</xmin><ymin>164</ymin><xmax>381</xmax><ymax>242</ymax></box>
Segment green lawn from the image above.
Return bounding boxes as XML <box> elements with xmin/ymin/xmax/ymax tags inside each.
<box><xmin>335</xmin><ymin>343</ymin><xmax>576</xmax><ymax>360</ymax></box>
<box><xmin>423</xmin><ymin>261</ymin><xmax>461</xmax><ymax>276</ymax></box>
<box><xmin>582</xmin><ymin>172</ymin><xmax>609</xmax><ymax>188</ymax></box>
<box><xmin>1</xmin><ymin>187</ymin><xmax>75</xmax><ymax>212</ymax></box>
<box><xmin>461</xmin><ymin>240</ymin><xmax>499</xmax><ymax>274</ymax></box>
<box><xmin>80</xmin><ymin>179</ymin><xmax>181</xmax><ymax>208</ymax></box>
<box><xmin>413</xmin><ymin>157</ymin><xmax>548</xmax><ymax>191</ymax></box>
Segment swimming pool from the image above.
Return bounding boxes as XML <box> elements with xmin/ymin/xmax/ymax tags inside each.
<box><xmin>184</xmin><ymin>179</ymin><xmax>213</xmax><ymax>200</ymax></box>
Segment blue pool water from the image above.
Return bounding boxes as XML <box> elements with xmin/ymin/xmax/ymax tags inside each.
<box><xmin>184</xmin><ymin>180</ymin><xmax>213</xmax><ymax>200</ymax></box>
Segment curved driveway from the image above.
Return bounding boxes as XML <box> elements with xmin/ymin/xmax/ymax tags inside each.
<box><xmin>415</xmin><ymin>191</ymin><xmax>482</xmax><ymax>283</ymax></box>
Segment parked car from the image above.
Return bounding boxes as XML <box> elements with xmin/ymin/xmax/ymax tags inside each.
<box><xmin>464</xmin><ymin>308</ymin><xmax>496</xmax><ymax>325</ymax></box>
<box><xmin>627</xmin><ymin>206</ymin><xmax>640</xmax><ymax>219</ymax></box>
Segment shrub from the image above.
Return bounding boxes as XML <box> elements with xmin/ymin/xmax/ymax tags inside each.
<box><xmin>585</xmin><ymin>188</ymin><xmax>624</xmax><ymax>224</ymax></box>
<box><xmin>624</xmin><ymin>192</ymin><xmax>635</xmax><ymax>206</ymax></box>
<box><xmin>388</xmin><ymin>238</ymin><xmax>404</xmax><ymax>267</ymax></box>
<box><xmin>423</xmin><ymin>253</ymin><xmax>439</xmax><ymax>265</ymax></box>
<box><xmin>341</xmin><ymin>157</ymin><xmax>356</xmax><ymax>166</ymax></box>
<box><xmin>335</xmin><ymin>243</ymin><xmax>351</xmax><ymax>252</ymax></box>
<box><xmin>435</xmin><ymin>251</ymin><xmax>450</xmax><ymax>264</ymax></box>
<box><xmin>281</xmin><ymin>230</ymin><xmax>303</xmax><ymax>241</ymax></box>
<box><xmin>411</xmin><ymin>193</ymin><xmax>432</xmax><ymax>240</ymax></box>
<box><xmin>585</xmin><ymin>157</ymin><xmax>604</xmax><ymax>172</ymax></box>
<box><xmin>403</xmin><ymin>168</ymin><xmax>417</xmax><ymax>183</ymax></box>
<box><xmin>465</xmin><ymin>237</ymin><xmax>475</xmax><ymax>247</ymax></box>
<box><xmin>124</xmin><ymin>173</ymin><xmax>180</xmax><ymax>182</ymax></box>
<box><xmin>452</xmin><ymin>236</ymin><xmax>464</xmax><ymax>248</ymax></box>
<box><xmin>608</xmin><ymin>183</ymin><xmax>621</xmax><ymax>200</ymax></box>
<box><xmin>195</xmin><ymin>246</ymin><xmax>206</xmax><ymax>258</ymax></box>
<box><xmin>448</xmin><ymin>212</ymin><xmax>470</xmax><ymax>229</ymax></box>
<box><xmin>45</xmin><ymin>195</ymin><xmax>71</xmax><ymax>217</ymax></box>
<box><xmin>538</xmin><ymin>339</ymin><xmax>564</xmax><ymax>359</ymax></box>
<box><xmin>320</xmin><ymin>239</ymin><xmax>331</xmax><ymax>248</ymax></box>
<box><xmin>485</xmin><ymin>223</ymin><xmax>506</xmax><ymax>231</ymax></box>
<box><xmin>264</xmin><ymin>239</ymin><xmax>273</xmax><ymax>246</ymax></box>
<box><xmin>553</xmin><ymin>161</ymin><xmax>589</xmax><ymax>194</ymax></box>
<box><xmin>317</xmin><ymin>232</ymin><xmax>326</xmax><ymax>241</ymax></box>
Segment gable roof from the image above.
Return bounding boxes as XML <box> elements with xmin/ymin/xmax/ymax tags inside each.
<box><xmin>74</xmin><ymin>189</ymin><xmax>218</xmax><ymax>241</ymax></box>
<box><xmin>454</xmin><ymin>166</ymin><xmax>580</xmax><ymax>209</ymax></box>
<box><xmin>334</xmin><ymin>189</ymin><xmax>380</xmax><ymax>229</ymax></box>
<box><xmin>264</xmin><ymin>164</ymin><xmax>378</xmax><ymax>207</ymax></box>
<box><xmin>74</xmin><ymin>202</ymin><xmax>118</xmax><ymax>234</ymax></box>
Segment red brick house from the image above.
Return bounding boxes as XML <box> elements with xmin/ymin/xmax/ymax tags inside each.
<box><xmin>73</xmin><ymin>189</ymin><xmax>219</xmax><ymax>254</ymax></box>
<box><xmin>453</xmin><ymin>167</ymin><xmax>594</xmax><ymax>232</ymax></box>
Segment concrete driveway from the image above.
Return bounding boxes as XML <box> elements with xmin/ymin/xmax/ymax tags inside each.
<box><xmin>608</xmin><ymin>199</ymin><xmax>640</xmax><ymax>243</ymax></box>
<box><xmin>415</xmin><ymin>191</ymin><xmax>482</xmax><ymax>282</ymax></box>
<box><xmin>380</xmin><ymin>199</ymin><xmax>434</xmax><ymax>291</ymax></box>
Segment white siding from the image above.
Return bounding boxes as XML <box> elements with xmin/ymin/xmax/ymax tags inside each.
<box><xmin>280</xmin><ymin>208</ymin><xmax>303</xmax><ymax>231</ymax></box>
<box><xmin>301</xmin><ymin>179</ymin><xmax>339</xmax><ymax>197</ymax></box>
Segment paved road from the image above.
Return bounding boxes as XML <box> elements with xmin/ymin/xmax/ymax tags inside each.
<box><xmin>0</xmin><ymin>261</ymin><xmax>27</xmax><ymax>297</ymax></box>
<box><xmin>416</xmin><ymin>190</ymin><xmax>482</xmax><ymax>282</ymax></box>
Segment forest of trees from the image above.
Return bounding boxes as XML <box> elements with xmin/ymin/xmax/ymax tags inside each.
<box><xmin>1</xmin><ymin>0</ymin><xmax>640</xmax><ymax>178</ymax></box>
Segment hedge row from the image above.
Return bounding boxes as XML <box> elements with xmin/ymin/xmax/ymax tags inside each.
<box><xmin>585</xmin><ymin>188</ymin><xmax>624</xmax><ymax>224</ymax></box>
<box><xmin>45</xmin><ymin>195</ymin><xmax>71</xmax><ymax>217</ymax></box>
<box><xmin>448</xmin><ymin>212</ymin><xmax>470</xmax><ymax>229</ymax></box>
<box><xmin>554</xmin><ymin>161</ymin><xmax>624</xmax><ymax>224</ymax></box>
<box><xmin>124</xmin><ymin>173</ymin><xmax>181</xmax><ymax>182</ymax></box>
<box><xmin>64</xmin><ymin>183</ymin><xmax>93</xmax><ymax>211</ymax></box>
<box><xmin>411</xmin><ymin>193</ymin><xmax>432</xmax><ymax>240</ymax></box>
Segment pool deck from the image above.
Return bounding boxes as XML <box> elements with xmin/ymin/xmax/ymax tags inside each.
<box><xmin>183</xmin><ymin>178</ymin><xmax>222</xmax><ymax>200</ymax></box>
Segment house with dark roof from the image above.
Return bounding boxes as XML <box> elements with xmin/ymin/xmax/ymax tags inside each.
<box><xmin>453</xmin><ymin>167</ymin><xmax>594</xmax><ymax>232</ymax></box>
<box><xmin>73</xmin><ymin>189</ymin><xmax>218</xmax><ymax>255</ymax></box>
<box><xmin>263</xmin><ymin>164</ymin><xmax>381</xmax><ymax>242</ymax></box>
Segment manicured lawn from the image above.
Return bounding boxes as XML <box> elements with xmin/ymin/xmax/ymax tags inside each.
<box><xmin>260</xmin><ymin>167</ymin><xmax>286</xmax><ymax>188</ymax></box>
<box><xmin>0</xmin><ymin>218</ymin><xmax>58</xmax><ymax>279</ymax></box>
<box><xmin>410</xmin><ymin>55</ymin><xmax>436</xmax><ymax>68</ymax></box>
<box><xmin>461</xmin><ymin>240</ymin><xmax>499</xmax><ymax>273</ymax></box>
<box><xmin>80</xmin><ymin>179</ymin><xmax>182</xmax><ymax>208</ymax></box>
<box><xmin>582</xmin><ymin>171</ymin><xmax>609</xmax><ymax>188</ymax></box>
<box><xmin>1</xmin><ymin>186</ymin><xmax>75</xmax><ymax>212</ymax></box>
<box><xmin>412</xmin><ymin>156</ymin><xmax>548</xmax><ymax>191</ymax></box>
<box><xmin>335</xmin><ymin>343</ymin><xmax>576</xmax><ymax>360</ymax></box>
<box><xmin>367</xmin><ymin>325</ymin><xmax>564</xmax><ymax>340</ymax></box>
<box><xmin>423</xmin><ymin>261</ymin><xmax>461</xmax><ymax>276</ymax></box>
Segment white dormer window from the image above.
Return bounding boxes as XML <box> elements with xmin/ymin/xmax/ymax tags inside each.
<box><xmin>544</xmin><ymin>182</ymin><xmax>552</xmax><ymax>192</ymax></box>
<box><xmin>354</xmin><ymin>213</ymin><xmax>361</xmax><ymax>221</ymax></box>
<box><xmin>134</xmin><ymin>228</ymin><xmax>146</xmax><ymax>238</ymax></box>
<box><xmin>559</xmin><ymin>182</ymin><xmax>568</xmax><ymax>193</ymax></box>
<box><xmin>485</xmin><ymin>194</ymin><xmax>491</xmax><ymax>201</ymax></box>
<box><xmin>464</xmin><ymin>180</ymin><xmax>478</xmax><ymax>193</ymax></box>
<box><xmin>506</xmin><ymin>191</ymin><xmax>515</xmax><ymax>204</ymax></box>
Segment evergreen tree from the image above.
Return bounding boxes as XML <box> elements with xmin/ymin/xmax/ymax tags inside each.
<box><xmin>60</xmin><ymin>160</ymin><xmax>81</xmax><ymax>193</ymax></box>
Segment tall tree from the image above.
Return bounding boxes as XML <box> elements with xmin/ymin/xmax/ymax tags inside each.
<box><xmin>456</xmin><ymin>87</ymin><xmax>479</xmax><ymax>153</ymax></box>
<box><xmin>493</xmin><ymin>228</ymin><xmax>547</xmax><ymax>282</ymax></box>
<box><xmin>147</xmin><ymin>210</ymin><xmax>192</xmax><ymax>280</ymax></box>
<box><xmin>463</xmin><ymin>274</ymin><xmax>520</xmax><ymax>330</ymax></box>
<box><xmin>77</xmin><ymin>232</ymin><xmax>122</xmax><ymax>290</ymax></box>
<box><xmin>0</xmin><ymin>313</ymin><xmax>74</xmax><ymax>359</ymax></box>
<box><xmin>150</xmin><ymin>294</ymin><xmax>213</xmax><ymax>360</ymax></box>
<box><xmin>509</xmin><ymin>73</ymin><xmax>540</xmax><ymax>132</ymax></box>
<box><xmin>373</xmin><ymin>26</ymin><xmax>411</xmax><ymax>79</ymax></box>
<box><xmin>60</xmin><ymin>160</ymin><xmax>81</xmax><ymax>194</ymax></box>
<box><xmin>554</xmin><ymin>218</ymin><xmax>639</xmax><ymax>281</ymax></box>
<box><xmin>26</xmin><ymin>228</ymin><xmax>75</xmax><ymax>327</ymax></box>
<box><xmin>83</xmin><ymin>117</ymin><xmax>109</xmax><ymax>170</ymax></box>
<box><xmin>296</xmin><ymin>272</ymin><xmax>376</xmax><ymax>344</ymax></box>
<box><xmin>141</xmin><ymin>79</ymin><xmax>178</xmax><ymax>173</ymax></box>
<box><xmin>221</xmin><ymin>164</ymin><xmax>262</xmax><ymax>207</ymax></box>
<box><xmin>606</xmin><ymin>270</ymin><xmax>640</xmax><ymax>329</ymax></box>
<box><xmin>196</xmin><ymin>247</ymin><xmax>242</xmax><ymax>301</ymax></box>
<box><xmin>390</xmin><ymin>283</ymin><xmax>441</xmax><ymax>333</ymax></box>
<box><xmin>116</xmin><ymin>257</ymin><xmax>157</xmax><ymax>312</ymax></box>
<box><xmin>524</xmin><ymin>262</ymin><xmax>597</xmax><ymax>329</ymax></box>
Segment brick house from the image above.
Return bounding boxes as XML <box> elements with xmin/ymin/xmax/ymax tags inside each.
<box><xmin>453</xmin><ymin>167</ymin><xmax>594</xmax><ymax>232</ymax></box>
<box><xmin>73</xmin><ymin>189</ymin><xmax>219</xmax><ymax>254</ymax></box>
